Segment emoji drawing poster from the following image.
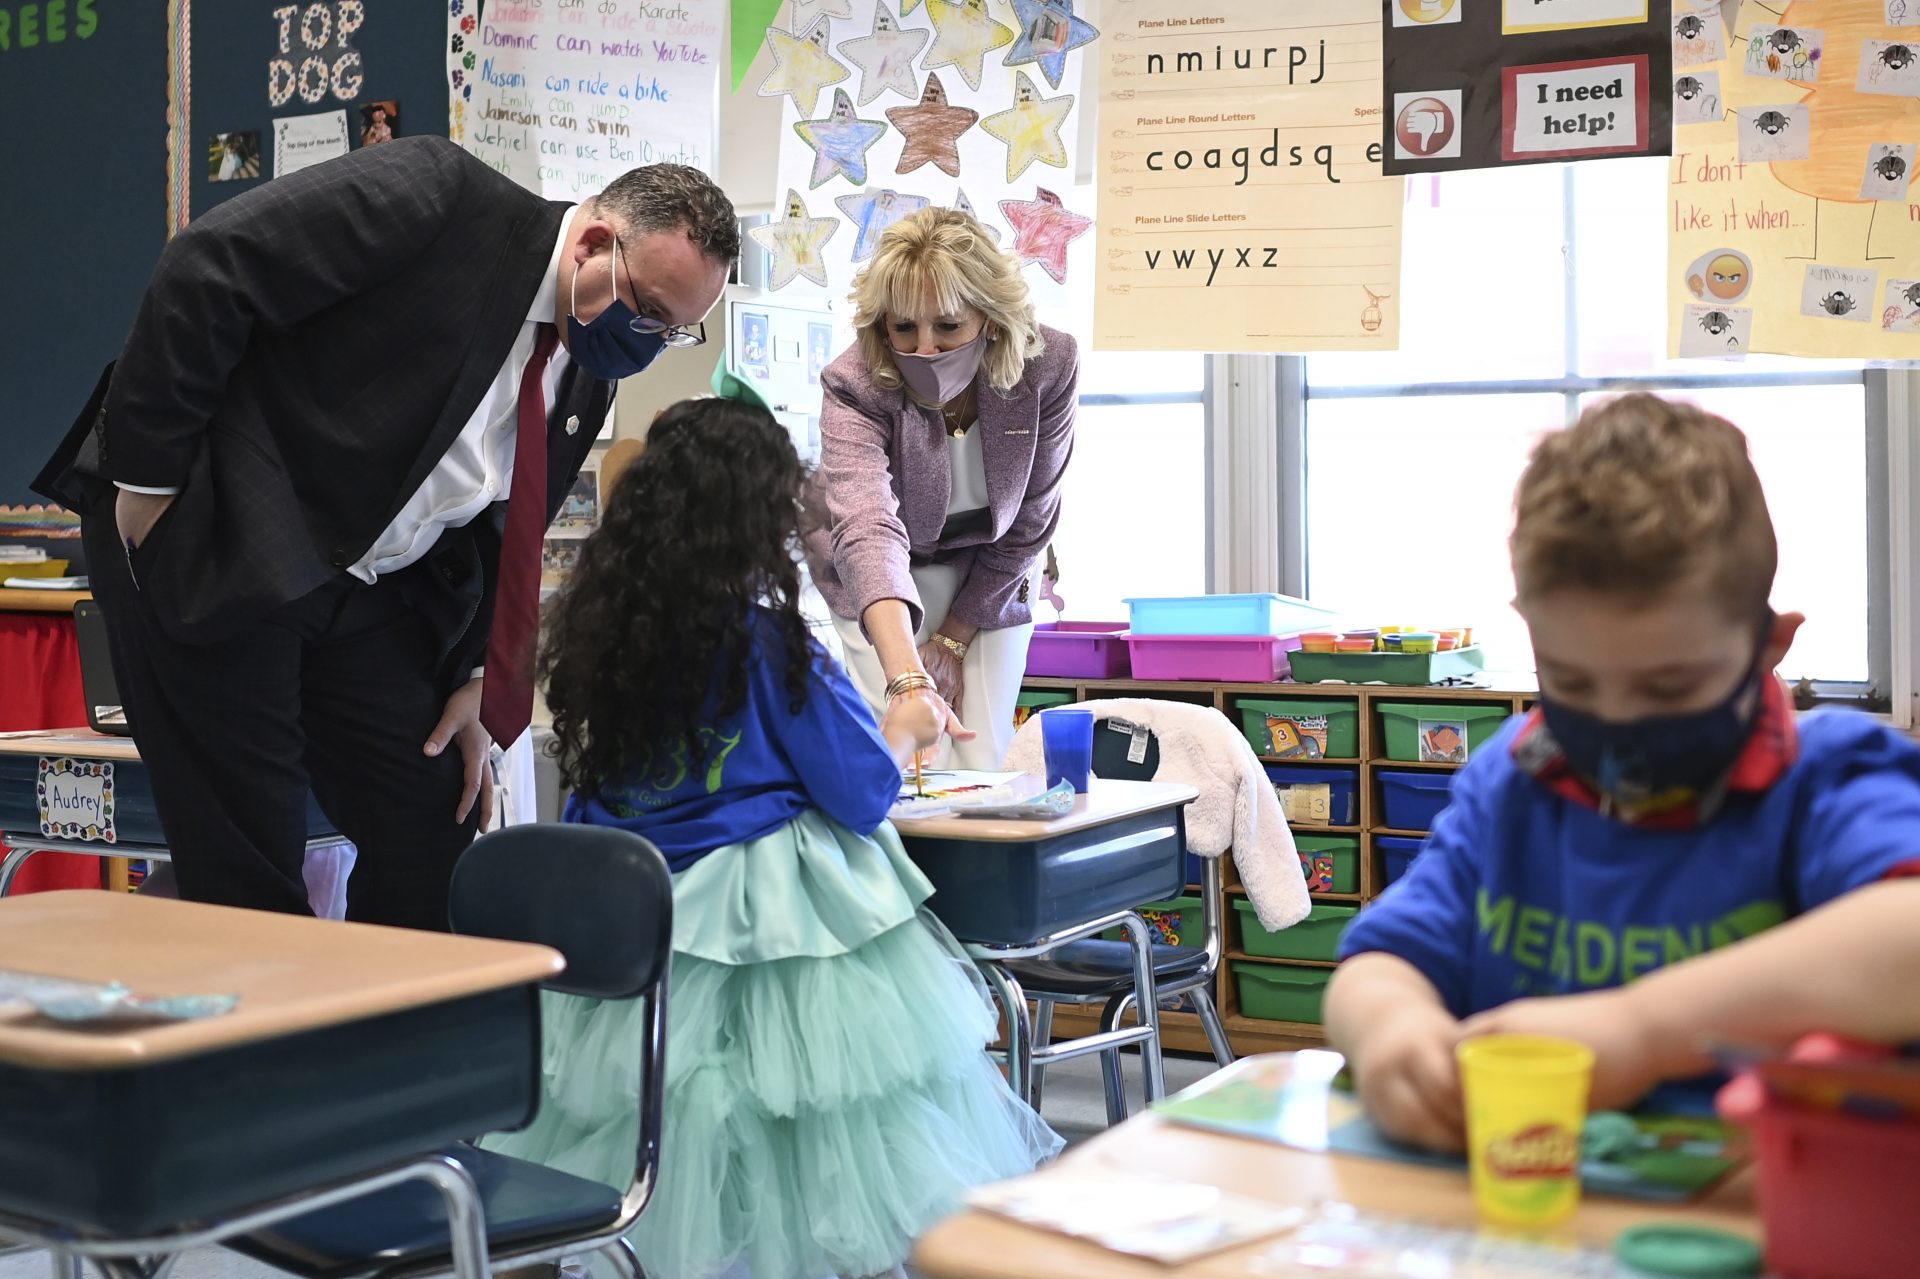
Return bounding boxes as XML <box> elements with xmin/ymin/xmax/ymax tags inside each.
<box><xmin>1380</xmin><ymin>0</ymin><xmax>1673</xmax><ymax>174</ymax></box>
<box><xmin>765</xmin><ymin>0</ymin><xmax>1095</xmax><ymax>301</ymax></box>
<box><xmin>1667</xmin><ymin>0</ymin><xmax>1920</xmax><ymax>357</ymax></box>
<box><xmin>1093</xmin><ymin>0</ymin><xmax>1403</xmax><ymax>353</ymax></box>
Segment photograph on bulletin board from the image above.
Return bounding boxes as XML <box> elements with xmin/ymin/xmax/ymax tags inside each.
<box><xmin>1666</xmin><ymin>0</ymin><xmax>1920</xmax><ymax>360</ymax></box>
<box><xmin>1381</xmin><ymin>0</ymin><xmax>1673</xmax><ymax>173</ymax></box>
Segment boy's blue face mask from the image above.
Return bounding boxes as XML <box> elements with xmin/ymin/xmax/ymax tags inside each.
<box><xmin>566</xmin><ymin>233</ymin><xmax>666</xmax><ymax>381</ymax></box>
<box><xmin>1540</xmin><ymin>624</ymin><xmax>1773</xmax><ymax>810</ymax></box>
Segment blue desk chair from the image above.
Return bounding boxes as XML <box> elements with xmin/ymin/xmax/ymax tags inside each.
<box><xmin>225</xmin><ymin>824</ymin><xmax>673</xmax><ymax>1279</ymax></box>
<box><xmin>1007</xmin><ymin>721</ymin><xmax>1234</xmax><ymax>1125</ymax></box>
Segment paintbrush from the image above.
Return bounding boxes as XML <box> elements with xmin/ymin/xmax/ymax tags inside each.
<box><xmin>914</xmin><ymin>750</ymin><xmax>925</xmax><ymax>797</ymax></box>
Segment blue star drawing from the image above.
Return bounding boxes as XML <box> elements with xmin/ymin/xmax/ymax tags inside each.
<box><xmin>1004</xmin><ymin>0</ymin><xmax>1099</xmax><ymax>90</ymax></box>
<box><xmin>836</xmin><ymin>187</ymin><xmax>933</xmax><ymax>260</ymax></box>
<box><xmin>794</xmin><ymin>88</ymin><xmax>890</xmax><ymax>188</ymax></box>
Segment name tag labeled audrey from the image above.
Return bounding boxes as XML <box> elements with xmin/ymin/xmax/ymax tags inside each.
<box><xmin>37</xmin><ymin>757</ymin><xmax>115</xmax><ymax>844</ymax></box>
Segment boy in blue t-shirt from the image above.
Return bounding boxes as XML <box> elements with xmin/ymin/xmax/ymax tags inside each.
<box><xmin>1327</xmin><ymin>393</ymin><xmax>1920</xmax><ymax>1152</ymax></box>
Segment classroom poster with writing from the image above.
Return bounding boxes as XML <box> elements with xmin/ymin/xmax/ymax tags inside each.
<box><xmin>1093</xmin><ymin>0</ymin><xmax>1403</xmax><ymax>352</ymax></box>
<box><xmin>762</xmin><ymin>0</ymin><xmax>1094</xmax><ymax>305</ymax></box>
<box><xmin>1380</xmin><ymin>0</ymin><xmax>1672</xmax><ymax>174</ymax></box>
<box><xmin>447</xmin><ymin>0</ymin><xmax>723</xmax><ymax>199</ymax></box>
<box><xmin>1667</xmin><ymin>0</ymin><xmax>1920</xmax><ymax>358</ymax></box>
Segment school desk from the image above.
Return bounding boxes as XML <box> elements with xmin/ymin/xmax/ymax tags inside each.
<box><xmin>891</xmin><ymin>779</ymin><xmax>1200</xmax><ymax>1110</ymax></box>
<box><xmin>0</xmin><ymin>594</ymin><xmax>96</xmax><ymax>892</ymax></box>
<box><xmin>913</xmin><ymin>1055</ymin><xmax>1762</xmax><ymax>1279</ymax></box>
<box><xmin>0</xmin><ymin>891</ymin><xmax>562</xmax><ymax>1278</ymax></box>
<box><xmin>0</xmin><ymin>728</ymin><xmax>337</xmax><ymax>897</ymax></box>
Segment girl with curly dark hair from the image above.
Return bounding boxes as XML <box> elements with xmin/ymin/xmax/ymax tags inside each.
<box><xmin>480</xmin><ymin>397</ymin><xmax>1060</xmax><ymax>1279</ymax></box>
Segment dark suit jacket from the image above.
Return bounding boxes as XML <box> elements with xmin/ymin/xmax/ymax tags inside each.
<box><xmin>37</xmin><ymin>136</ymin><xmax>613</xmax><ymax>676</ymax></box>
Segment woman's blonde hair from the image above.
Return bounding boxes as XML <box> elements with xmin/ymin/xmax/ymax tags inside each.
<box><xmin>849</xmin><ymin>206</ymin><xmax>1043</xmax><ymax>394</ymax></box>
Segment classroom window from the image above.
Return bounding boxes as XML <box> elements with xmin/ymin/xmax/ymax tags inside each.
<box><xmin>1299</xmin><ymin>159</ymin><xmax>1880</xmax><ymax>691</ymax></box>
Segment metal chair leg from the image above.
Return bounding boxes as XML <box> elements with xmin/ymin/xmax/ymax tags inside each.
<box><xmin>0</xmin><ymin>845</ymin><xmax>37</xmax><ymax>899</ymax></box>
<box><xmin>605</xmin><ymin>1235</ymin><xmax>646</xmax><ymax>1279</ymax></box>
<box><xmin>1116</xmin><ymin>915</ymin><xmax>1166</xmax><ymax>1103</ymax></box>
<box><xmin>1028</xmin><ymin>998</ymin><xmax>1055</xmax><ymax>1111</ymax></box>
<box><xmin>1191</xmin><ymin>986</ymin><xmax>1236</xmax><ymax>1068</ymax></box>
<box><xmin>49</xmin><ymin>1250</ymin><xmax>81</xmax><ymax>1279</ymax></box>
<box><xmin>979</xmin><ymin>961</ymin><xmax>1033</xmax><ymax>1105</ymax></box>
<box><xmin>421</xmin><ymin>1153</ymin><xmax>490</xmax><ymax>1279</ymax></box>
<box><xmin>1098</xmin><ymin>993</ymin><xmax>1131</xmax><ymax>1126</ymax></box>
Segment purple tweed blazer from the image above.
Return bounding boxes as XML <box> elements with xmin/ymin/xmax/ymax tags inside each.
<box><xmin>803</xmin><ymin>323</ymin><xmax>1078</xmax><ymax>635</ymax></box>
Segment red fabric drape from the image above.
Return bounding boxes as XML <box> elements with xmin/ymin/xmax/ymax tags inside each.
<box><xmin>0</xmin><ymin>611</ymin><xmax>106</xmax><ymax>892</ymax></box>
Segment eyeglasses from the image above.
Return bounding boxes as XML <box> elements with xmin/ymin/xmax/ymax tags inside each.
<box><xmin>629</xmin><ymin>316</ymin><xmax>707</xmax><ymax>348</ymax></box>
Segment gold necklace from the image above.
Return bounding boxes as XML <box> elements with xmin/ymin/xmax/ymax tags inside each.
<box><xmin>943</xmin><ymin>388</ymin><xmax>976</xmax><ymax>438</ymax></box>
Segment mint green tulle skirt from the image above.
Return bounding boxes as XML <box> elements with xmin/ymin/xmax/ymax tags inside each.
<box><xmin>478</xmin><ymin>810</ymin><xmax>1063</xmax><ymax>1279</ymax></box>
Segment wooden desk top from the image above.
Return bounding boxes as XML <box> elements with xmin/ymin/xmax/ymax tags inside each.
<box><xmin>0</xmin><ymin>588</ymin><xmax>88</xmax><ymax>614</ymax></box>
<box><xmin>0</xmin><ymin>728</ymin><xmax>141</xmax><ymax>762</ymax></box>
<box><xmin>888</xmin><ymin>779</ymin><xmax>1199</xmax><ymax>843</ymax></box>
<box><xmin>915</xmin><ymin>1085</ymin><xmax>1758</xmax><ymax>1277</ymax></box>
<box><xmin>0</xmin><ymin>892</ymin><xmax>563</xmax><ymax>1070</ymax></box>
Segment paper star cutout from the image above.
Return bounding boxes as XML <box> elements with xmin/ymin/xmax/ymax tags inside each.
<box><xmin>748</xmin><ymin>188</ymin><xmax>841</xmax><ymax>289</ymax></box>
<box><xmin>900</xmin><ymin>0</ymin><xmax>923</xmax><ymax>11</ymax></box>
<box><xmin>837</xmin><ymin>0</ymin><xmax>931</xmax><ymax>105</ymax></box>
<box><xmin>981</xmin><ymin>70</ymin><xmax>1074</xmax><ymax>182</ymax></box>
<box><xmin>999</xmin><ymin>187</ymin><xmax>1091</xmax><ymax>283</ymax></box>
<box><xmin>1004</xmin><ymin>0</ymin><xmax>1099</xmax><ymax>90</ymax></box>
<box><xmin>836</xmin><ymin>187</ymin><xmax>932</xmax><ymax>261</ymax></box>
<box><xmin>953</xmin><ymin>188</ymin><xmax>1000</xmax><ymax>241</ymax></box>
<box><xmin>790</xmin><ymin>0</ymin><xmax>853</xmax><ymax>30</ymax></box>
<box><xmin>795</xmin><ymin>87</ymin><xmax>890</xmax><ymax>187</ymax></box>
<box><xmin>887</xmin><ymin>73</ymin><xmax>978</xmax><ymax>177</ymax></box>
<box><xmin>758</xmin><ymin>17</ymin><xmax>851</xmax><ymax>117</ymax></box>
<box><xmin>922</xmin><ymin>0</ymin><xmax>1015</xmax><ymax>93</ymax></box>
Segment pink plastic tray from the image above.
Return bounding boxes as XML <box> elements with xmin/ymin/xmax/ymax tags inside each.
<box><xmin>1026</xmin><ymin>622</ymin><xmax>1132</xmax><ymax>679</ymax></box>
<box><xmin>1126</xmin><ymin>633</ymin><xmax>1302</xmax><ymax>683</ymax></box>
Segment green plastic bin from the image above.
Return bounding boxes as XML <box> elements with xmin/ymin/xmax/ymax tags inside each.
<box><xmin>1233</xmin><ymin>961</ymin><xmax>1332</xmax><ymax>1024</ymax></box>
<box><xmin>1377</xmin><ymin>702</ymin><xmax>1511</xmax><ymax>764</ymax></box>
<box><xmin>1014</xmin><ymin>690</ymin><xmax>1075</xmax><ymax>732</ymax></box>
<box><xmin>1294</xmin><ymin>834</ymin><xmax>1360</xmax><ymax>894</ymax></box>
<box><xmin>1236</xmin><ymin>900</ymin><xmax>1356</xmax><ymax>962</ymax></box>
<box><xmin>1286</xmin><ymin>645</ymin><xmax>1488</xmax><ymax>686</ymax></box>
<box><xmin>1103</xmin><ymin>895</ymin><xmax>1204</xmax><ymax>947</ymax></box>
<box><xmin>1236</xmin><ymin>697</ymin><xmax>1359</xmax><ymax>760</ymax></box>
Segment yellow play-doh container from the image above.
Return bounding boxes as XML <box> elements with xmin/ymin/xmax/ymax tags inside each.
<box><xmin>1456</xmin><ymin>1034</ymin><xmax>1593</xmax><ymax>1227</ymax></box>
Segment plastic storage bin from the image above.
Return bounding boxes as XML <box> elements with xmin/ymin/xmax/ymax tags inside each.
<box><xmin>1377</xmin><ymin>702</ymin><xmax>1510</xmax><ymax>764</ymax></box>
<box><xmin>1379</xmin><ymin>770</ymin><xmax>1454</xmax><ymax>831</ymax></box>
<box><xmin>1233</xmin><ymin>961</ymin><xmax>1332</xmax><ymax>1024</ymax></box>
<box><xmin>1294</xmin><ymin>833</ymin><xmax>1360</xmax><ymax>894</ymax></box>
<box><xmin>1287</xmin><ymin>645</ymin><xmax>1488</xmax><ymax>687</ymax></box>
<box><xmin>1237</xmin><ymin>697</ymin><xmax>1359</xmax><ymax>759</ymax></box>
<box><xmin>1125</xmin><ymin>592</ymin><xmax>1339</xmax><ymax>638</ymax></box>
<box><xmin>1102</xmin><ymin>895</ymin><xmax>1204</xmax><ymax>947</ymax></box>
<box><xmin>1025</xmin><ymin>622</ymin><xmax>1132</xmax><ymax>679</ymax></box>
<box><xmin>1236</xmin><ymin>900</ymin><xmax>1356</xmax><ymax>962</ymax></box>
<box><xmin>1013</xmin><ymin>690</ymin><xmax>1074</xmax><ymax>732</ymax></box>
<box><xmin>1378</xmin><ymin>834</ymin><xmax>1424</xmax><ymax>887</ymax></box>
<box><xmin>1266</xmin><ymin>765</ymin><xmax>1359</xmax><ymax>827</ymax></box>
<box><xmin>1127</xmin><ymin>634</ymin><xmax>1301</xmax><ymax>683</ymax></box>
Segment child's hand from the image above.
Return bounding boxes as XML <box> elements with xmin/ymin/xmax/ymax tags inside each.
<box><xmin>1351</xmin><ymin>1004</ymin><xmax>1466</xmax><ymax>1152</ymax></box>
<box><xmin>1457</xmin><ymin>989</ymin><xmax>1670</xmax><ymax>1111</ymax></box>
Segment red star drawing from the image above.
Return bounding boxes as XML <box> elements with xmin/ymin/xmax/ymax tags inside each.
<box><xmin>998</xmin><ymin>187</ymin><xmax>1092</xmax><ymax>283</ymax></box>
<box><xmin>886</xmin><ymin>73</ymin><xmax>978</xmax><ymax>177</ymax></box>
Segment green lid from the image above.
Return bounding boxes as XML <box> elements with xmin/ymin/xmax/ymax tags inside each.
<box><xmin>1615</xmin><ymin>1225</ymin><xmax>1763</xmax><ymax>1278</ymax></box>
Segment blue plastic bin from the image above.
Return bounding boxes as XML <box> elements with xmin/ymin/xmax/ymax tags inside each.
<box><xmin>1123</xmin><ymin>593</ymin><xmax>1339</xmax><ymax>638</ymax></box>
<box><xmin>1378</xmin><ymin>770</ymin><xmax>1454</xmax><ymax>832</ymax></box>
<box><xmin>1378</xmin><ymin>834</ymin><xmax>1424</xmax><ymax>886</ymax></box>
<box><xmin>1265</xmin><ymin>765</ymin><xmax>1359</xmax><ymax>827</ymax></box>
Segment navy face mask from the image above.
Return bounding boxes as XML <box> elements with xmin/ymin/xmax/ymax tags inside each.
<box><xmin>565</xmin><ymin>233</ymin><xmax>667</xmax><ymax>381</ymax></box>
<box><xmin>1539</xmin><ymin>623</ymin><xmax>1773</xmax><ymax>811</ymax></box>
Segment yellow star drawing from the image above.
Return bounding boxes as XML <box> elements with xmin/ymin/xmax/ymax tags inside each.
<box><xmin>747</xmin><ymin>189</ymin><xmax>841</xmax><ymax>289</ymax></box>
<box><xmin>758</xmin><ymin>18</ymin><xmax>852</xmax><ymax>117</ymax></box>
<box><xmin>923</xmin><ymin>0</ymin><xmax>1015</xmax><ymax>93</ymax></box>
<box><xmin>980</xmin><ymin>70</ymin><xmax>1074</xmax><ymax>182</ymax></box>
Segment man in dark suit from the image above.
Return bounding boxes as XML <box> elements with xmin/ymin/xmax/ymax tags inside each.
<box><xmin>37</xmin><ymin>135</ymin><xmax>737</xmax><ymax>928</ymax></box>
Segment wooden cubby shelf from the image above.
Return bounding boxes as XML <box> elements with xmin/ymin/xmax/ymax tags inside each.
<box><xmin>1016</xmin><ymin>672</ymin><xmax>1534</xmax><ymax>1053</ymax></box>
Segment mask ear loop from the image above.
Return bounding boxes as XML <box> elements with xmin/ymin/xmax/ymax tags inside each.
<box><xmin>568</xmin><ymin>231</ymin><xmax>622</xmax><ymax>323</ymax></box>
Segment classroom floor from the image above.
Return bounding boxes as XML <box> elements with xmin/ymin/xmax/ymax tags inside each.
<box><xmin>0</xmin><ymin>1052</ymin><xmax>1223</xmax><ymax>1279</ymax></box>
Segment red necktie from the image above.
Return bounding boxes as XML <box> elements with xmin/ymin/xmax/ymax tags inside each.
<box><xmin>479</xmin><ymin>324</ymin><xmax>560</xmax><ymax>746</ymax></box>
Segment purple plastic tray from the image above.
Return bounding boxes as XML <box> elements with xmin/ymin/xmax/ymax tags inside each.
<box><xmin>1126</xmin><ymin>633</ymin><xmax>1303</xmax><ymax>683</ymax></box>
<box><xmin>1026</xmin><ymin>622</ymin><xmax>1132</xmax><ymax>679</ymax></box>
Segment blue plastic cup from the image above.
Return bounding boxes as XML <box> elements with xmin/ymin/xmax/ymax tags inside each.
<box><xmin>1040</xmin><ymin>707</ymin><xmax>1095</xmax><ymax>794</ymax></box>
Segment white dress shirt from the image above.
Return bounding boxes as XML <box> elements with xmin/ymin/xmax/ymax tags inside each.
<box><xmin>946</xmin><ymin>424</ymin><xmax>990</xmax><ymax>517</ymax></box>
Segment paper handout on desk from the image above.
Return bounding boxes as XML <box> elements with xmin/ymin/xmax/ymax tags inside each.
<box><xmin>966</xmin><ymin>1175</ymin><xmax>1308</xmax><ymax>1264</ymax></box>
<box><xmin>887</xmin><ymin>771</ymin><xmax>1076</xmax><ymax>821</ymax></box>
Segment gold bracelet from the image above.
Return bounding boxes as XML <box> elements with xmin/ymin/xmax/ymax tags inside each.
<box><xmin>931</xmin><ymin>632</ymin><xmax>971</xmax><ymax>661</ymax></box>
<box><xmin>886</xmin><ymin>672</ymin><xmax>936</xmax><ymax>700</ymax></box>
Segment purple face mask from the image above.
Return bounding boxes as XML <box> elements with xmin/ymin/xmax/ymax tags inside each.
<box><xmin>896</xmin><ymin>332</ymin><xmax>986</xmax><ymax>403</ymax></box>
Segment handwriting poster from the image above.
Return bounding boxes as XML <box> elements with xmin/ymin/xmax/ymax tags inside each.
<box><xmin>1093</xmin><ymin>0</ymin><xmax>1403</xmax><ymax>353</ymax></box>
<box><xmin>1667</xmin><ymin>0</ymin><xmax>1920</xmax><ymax>358</ymax></box>
<box><xmin>1380</xmin><ymin>0</ymin><xmax>1672</xmax><ymax>173</ymax></box>
<box><xmin>447</xmin><ymin>0</ymin><xmax>723</xmax><ymax>200</ymax></box>
<box><xmin>762</xmin><ymin>0</ymin><xmax>1095</xmax><ymax>305</ymax></box>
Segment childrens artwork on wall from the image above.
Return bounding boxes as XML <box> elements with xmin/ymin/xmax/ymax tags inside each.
<box><xmin>358</xmin><ymin>99</ymin><xmax>398</xmax><ymax>147</ymax></box>
<box><xmin>208</xmin><ymin>131</ymin><xmax>262</xmax><ymax>181</ymax></box>
<box><xmin>766</xmin><ymin>0</ymin><xmax>1094</xmax><ymax>299</ymax></box>
<box><xmin>1667</xmin><ymin>0</ymin><xmax>1920</xmax><ymax>358</ymax></box>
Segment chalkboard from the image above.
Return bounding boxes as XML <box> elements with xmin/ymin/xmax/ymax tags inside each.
<box><xmin>0</xmin><ymin>0</ymin><xmax>452</xmax><ymax>504</ymax></box>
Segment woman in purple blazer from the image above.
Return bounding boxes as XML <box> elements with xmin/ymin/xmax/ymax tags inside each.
<box><xmin>804</xmin><ymin>207</ymin><xmax>1077</xmax><ymax>768</ymax></box>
